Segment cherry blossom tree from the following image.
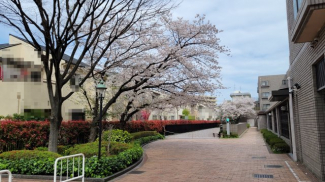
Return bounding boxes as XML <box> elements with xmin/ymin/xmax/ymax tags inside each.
<box><xmin>77</xmin><ymin>13</ymin><xmax>228</xmax><ymax>141</ymax></box>
<box><xmin>219</xmin><ymin>97</ymin><xmax>256</xmax><ymax>123</ymax></box>
<box><xmin>0</xmin><ymin>0</ymin><xmax>173</xmax><ymax>152</ymax></box>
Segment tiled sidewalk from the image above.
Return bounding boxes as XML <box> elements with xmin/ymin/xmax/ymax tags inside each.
<box><xmin>4</xmin><ymin>127</ymin><xmax>318</xmax><ymax>182</ymax></box>
<box><xmin>114</xmin><ymin>127</ymin><xmax>318</xmax><ymax>182</ymax></box>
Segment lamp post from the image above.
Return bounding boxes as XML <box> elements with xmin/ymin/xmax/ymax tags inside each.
<box><xmin>96</xmin><ymin>79</ymin><xmax>107</xmax><ymax>160</ymax></box>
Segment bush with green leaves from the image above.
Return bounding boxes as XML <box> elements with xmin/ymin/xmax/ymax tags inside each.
<box><xmin>221</xmin><ymin>131</ymin><xmax>238</xmax><ymax>138</ymax></box>
<box><xmin>260</xmin><ymin>129</ymin><xmax>290</xmax><ymax>153</ymax></box>
<box><xmin>133</xmin><ymin>134</ymin><xmax>164</xmax><ymax>146</ymax></box>
<box><xmin>247</xmin><ymin>123</ymin><xmax>250</xmax><ymax>128</ymax></box>
<box><xmin>272</xmin><ymin>142</ymin><xmax>290</xmax><ymax>153</ymax></box>
<box><xmin>0</xmin><ymin>145</ymin><xmax>143</xmax><ymax>178</ymax></box>
<box><xmin>65</xmin><ymin>141</ymin><xmax>108</xmax><ymax>158</ymax></box>
<box><xmin>0</xmin><ymin>129</ymin><xmax>165</xmax><ymax>178</ymax></box>
<box><xmin>101</xmin><ymin>129</ymin><xmax>132</xmax><ymax>143</ymax></box>
<box><xmin>269</xmin><ymin>137</ymin><xmax>285</xmax><ymax>147</ymax></box>
<box><xmin>13</xmin><ymin>113</ymin><xmax>25</xmax><ymax>121</ymax></box>
<box><xmin>0</xmin><ymin>150</ymin><xmax>61</xmax><ymax>160</ymax></box>
<box><xmin>35</xmin><ymin>147</ymin><xmax>48</xmax><ymax>151</ymax></box>
<box><xmin>0</xmin><ymin>150</ymin><xmax>61</xmax><ymax>175</ymax></box>
<box><xmin>65</xmin><ymin>141</ymin><xmax>133</xmax><ymax>158</ymax></box>
<box><xmin>130</xmin><ymin>131</ymin><xmax>161</xmax><ymax>140</ymax></box>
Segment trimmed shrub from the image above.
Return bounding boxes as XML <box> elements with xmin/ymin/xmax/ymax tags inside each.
<box><xmin>0</xmin><ymin>150</ymin><xmax>61</xmax><ymax>160</ymax></box>
<box><xmin>84</xmin><ymin>145</ymin><xmax>143</xmax><ymax>178</ymax></box>
<box><xmin>272</xmin><ymin>142</ymin><xmax>290</xmax><ymax>153</ymax></box>
<box><xmin>0</xmin><ymin>120</ymin><xmax>217</xmax><ymax>152</ymax></box>
<box><xmin>133</xmin><ymin>134</ymin><xmax>164</xmax><ymax>146</ymax></box>
<box><xmin>247</xmin><ymin>123</ymin><xmax>250</xmax><ymax>128</ymax></box>
<box><xmin>109</xmin><ymin>142</ymin><xmax>133</xmax><ymax>155</ymax></box>
<box><xmin>222</xmin><ymin>131</ymin><xmax>239</xmax><ymax>138</ymax></box>
<box><xmin>35</xmin><ymin>147</ymin><xmax>48</xmax><ymax>151</ymax></box>
<box><xmin>65</xmin><ymin>141</ymin><xmax>108</xmax><ymax>158</ymax></box>
<box><xmin>65</xmin><ymin>141</ymin><xmax>133</xmax><ymax>157</ymax></box>
<box><xmin>106</xmin><ymin>120</ymin><xmax>220</xmax><ymax>133</ymax></box>
<box><xmin>130</xmin><ymin>131</ymin><xmax>160</xmax><ymax>140</ymax></box>
<box><xmin>269</xmin><ymin>137</ymin><xmax>285</xmax><ymax>147</ymax></box>
<box><xmin>58</xmin><ymin>145</ymin><xmax>72</xmax><ymax>155</ymax></box>
<box><xmin>0</xmin><ymin>145</ymin><xmax>143</xmax><ymax>178</ymax></box>
<box><xmin>101</xmin><ymin>129</ymin><xmax>132</xmax><ymax>143</ymax></box>
<box><xmin>260</xmin><ymin>129</ymin><xmax>290</xmax><ymax>154</ymax></box>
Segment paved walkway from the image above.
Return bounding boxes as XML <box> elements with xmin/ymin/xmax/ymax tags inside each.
<box><xmin>114</xmin><ymin>127</ymin><xmax>317</xmax><ymax>182</ymax></box>
<box><xmin>166</xmin><ymin>127</ymin><xmax>220</xmax><ymax>139</ymax></box>
<box><xmin>5</xmin><ymin>127</ymin><xmax>318</xmax><ymax>182</ymax></box>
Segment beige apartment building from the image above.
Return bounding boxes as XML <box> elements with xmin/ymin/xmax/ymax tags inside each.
<box><xmin>0</xmin><ymin>35</ymin><xmax>87</xmax><ymax>120</ymax></box>
<box><xmin>148</xmin><ymin>95</ymin><xmax>217</xmax><ymax>121</ymax></box>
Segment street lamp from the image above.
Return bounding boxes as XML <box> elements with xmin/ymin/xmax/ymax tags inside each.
<box><xmin>96</xmin><ymin>79</ymin><xmax>107</xmax><ymax>160</ymax></box>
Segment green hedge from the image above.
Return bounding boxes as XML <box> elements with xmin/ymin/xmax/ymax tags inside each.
<box><xmin>0</xmin><ymin>150</ymin><xmax>61</xmax><ymax>160</ymax></box>
<box><xmin>260</xmin><ymin>129</ymin><xmax>290</xmax><ymax>153</ymax></box>
<box><xmin>133</xmin><ymin>134</ymin><xmax>164</xmax><ymax>146</ymax></box>
<box><xmin>131</xmin><ymin>131</ymin><xmax>161</xmax><ymax>140</ymax></box>
<box><xmin>272</xmin><ymin>142</ymin><xmax>290</xmax><ymax>153</ymax></box>
<box><xmin>65</xmin><ymin>141</ymin><xmax>133</xmax><ymax>158</ymax></box>
<box><xmin>101</xmin><ymin>129</ymin><xmax>132</xmax><ymax>143</ymax></box>
<box><xmin>0</xmin><ymin>132</ymin><xmax>164</xmax><ymax>178</ymax></box>
<box><xmin>0</xmin><ymin>150</ymin><xmax>61</xmax><ymax>175</ymax></box>
<box><xmin>0</xmin><ymin>146</ymin><xmax>142</xmax><ymax>178</ymax></box>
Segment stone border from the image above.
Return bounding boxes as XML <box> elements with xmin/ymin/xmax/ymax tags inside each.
<box><xmin>7</xmin><ymin>139</ymin><xmax>160</xmax><ymax>181</ymax></box>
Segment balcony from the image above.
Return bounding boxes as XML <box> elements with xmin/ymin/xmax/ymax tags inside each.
<box><xmin>291</xmin><ymin>0</ymin><xmax>325</xmax><ymax>43</ymax></box>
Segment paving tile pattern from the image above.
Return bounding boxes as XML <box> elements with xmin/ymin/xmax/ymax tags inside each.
<box><xmin>114</xmin><ymin>127</ymin><xmax>317</xmax><ymax>182</ymax></box>
<box><xmin>3</xmin><ymin>127</ymin><xmax>318</xmax><ymax>182</ymax></box>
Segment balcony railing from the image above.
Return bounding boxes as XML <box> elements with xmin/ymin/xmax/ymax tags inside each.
<box><xmin>291</xmin><ymin>0</ymin><xmax>325</xmax><ymax>43</ymax></box>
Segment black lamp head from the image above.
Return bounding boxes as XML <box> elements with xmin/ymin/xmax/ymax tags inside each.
<box><xmin>294</xmin><ymin>83</ymin><xmax>301</xmax><ymax>90</ymax></box>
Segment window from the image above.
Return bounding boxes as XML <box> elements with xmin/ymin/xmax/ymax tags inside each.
<box><xmin>282</xmin><ymin>80</ymin><xmax>287</xmax><ymax>85</ymax></box>
<box><xmin>262</xmin><ymin>92</ymin><xmax>270</xmax><ymax>98</ymax></box>
<box><xmin>293</xmin><ymin>0</ymin><xmax>303</xmax><ymax>19</ymax></box>
<box><xmin>261</xmin><ymin>81</ymin><xmax>269</xmax><ymax>87</ymax></box>
<box><xmin>262</xmin><ymin>104</ymin><xmax>270</xmax><ymax>111</ymax></box>
<box><xmin>152</xmin><ymin>115</ymin><xmax>157</xmax><ymax>120</ymax></box>
<box><xmin>316</xmin><ymin>58</ymin><xmax>325</xmax><ymax>90</ymax></box>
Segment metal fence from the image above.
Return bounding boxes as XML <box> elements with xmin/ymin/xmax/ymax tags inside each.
<box><xmin>0</xmin><ymin>170</ymin><xmax>12</xmax><ymax>182</ymax></box>
<box><xmin>54</xmin><ymin>153</ymin><xmax>85</xmax><ymax>182</ymax></box>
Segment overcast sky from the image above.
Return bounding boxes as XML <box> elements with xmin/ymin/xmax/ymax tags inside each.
<box><xmin>172</xmin><ymin>0</ymin><xmax>290</xmax><ymax>104</ymax></box>
<box><xmin>0</xmin><ymin>0</ymin><xmax>289</xmax><ymax>105</ymax></box>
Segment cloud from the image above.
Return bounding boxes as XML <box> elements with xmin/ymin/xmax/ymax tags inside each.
<box><xmin>173</xmin><ymin>0</ymin><xmax>289</xmax><ymax>104</ymax></box>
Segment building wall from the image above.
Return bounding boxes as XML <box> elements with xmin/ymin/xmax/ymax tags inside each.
<box><xmin>0</xmin><ymin>35</ymin><xmax>86</xmax><ymax>120</ymax></box>
<box><xmin>257</xmin><ymin>115</ymin><xmax>266</xmax><ymax>130</ymax></box>
<box><xmin>286</xmin><ymin>0</ymin><xmax>325</xmax><ymax>179</ymax></box>
<box><xmin>258</xmin><ymin>75</ymin><xmax>286</xmax><ymax>111</ymax></box>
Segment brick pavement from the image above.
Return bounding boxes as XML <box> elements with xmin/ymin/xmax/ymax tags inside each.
<box><xmin>3</xmin><ymin>127</ymin><xmax>318</xmax><ymax>182</ymax></box>
<box><xmin>114</xmin><ymin>127</ymin><xmax>318</xmax><ymax>182</ymax></box>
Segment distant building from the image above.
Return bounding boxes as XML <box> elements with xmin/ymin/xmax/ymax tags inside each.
<box><xmin>230</xmin><ymin>91</ymin><xmax>251</xmax><ymax>101</ymax></box>
<box><xmin>257</xmin><ymin>75</ymin><xmax>286</xmax><ymax>111</ymax></box>
<box><xmin>256</xmin><ymin>74</ymin><xmax>286</xmax><ymax>131</ymax></box>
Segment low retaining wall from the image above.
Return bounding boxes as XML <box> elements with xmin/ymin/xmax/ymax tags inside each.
<box><xmin>165</xmin><ymin>123</ymin><xmax>219</xmax><ymax>135</ymax></box>
<box><xmin>225</xmin><ymin>123</ymin><xmax>247</xmax><ymax>136</ymax></box>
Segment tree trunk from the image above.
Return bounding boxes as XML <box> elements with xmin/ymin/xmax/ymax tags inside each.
<box><xmin>48</xmin><ymin>104</ymin><xmax>62</xmax><ymax>152</ymax></box>
<box><xmin>88</xmin><ymin>119</ymin><xmax>99</xmax><ymax>142</ymax></box>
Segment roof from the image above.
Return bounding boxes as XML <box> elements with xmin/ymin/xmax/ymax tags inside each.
<box><xmin>0</xmin><ymin>43</ymin><xmax>20</xmax><ymax>50</ymax></box>
<box><xmin>268</xmin><ymin>88</ymin><xmax>289</xmax><ymax>102</ymax></box>
<box><xmin>8</xmin><ymin>34</ymin><xmax>88</xmax><ymax>67</ymax></box>
<box><xmin>230</xmin><ymin>92</ymin><xmax>251</xmax><ymax>97</ymax></box>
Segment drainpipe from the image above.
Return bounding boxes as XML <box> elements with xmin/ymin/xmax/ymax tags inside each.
<box><xmin>287</xmin><ymin>77</ymin><xmax>297</xmax><ymax>161</ymax></box>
